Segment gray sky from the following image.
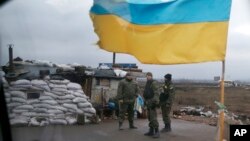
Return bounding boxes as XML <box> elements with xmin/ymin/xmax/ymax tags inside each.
<box><xmin>0</xmin><ymin>0</ymin><xmax>250</xmax><ymax>80</ymax></box>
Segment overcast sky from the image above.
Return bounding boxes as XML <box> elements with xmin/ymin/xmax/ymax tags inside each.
<box><xmin>0</xmin><ymin>0</ymin><xmax>250</xmax><ymax>80</ymax></box>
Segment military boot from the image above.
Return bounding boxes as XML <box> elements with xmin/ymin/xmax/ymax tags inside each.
<box><xmin>161</xmin><ymin>123</ymin><xmax>171</xmax><ymax>132</ymax></box>
<box><xmin>144</xmin><ymin>127</ymin><xmax>154</xmax><ymax>136</ymax></box>
<box><xmin>152</xmin><ymin>128</ymin><xmax>160</xmax><ymax>138</ymax></box>
<box><xmin>119</xmin><ymin>122</ymin><xmax>124</xmax><ymax>130</ymax></box>
<box><xmin>129</xmin><ymin>121</ymin><xmax>137</xmax><ymax>129</ymax></box>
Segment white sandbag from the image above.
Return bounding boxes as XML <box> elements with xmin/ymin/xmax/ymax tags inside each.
<box><xmin>49</xmin><ymin>83</ymin><xmax>67</xmax><ymax>89</ymax></box>
<box><xmin>16</xmin><ymin>105</ymin><xmax>34</xmax><ymax>110</ymax></box>
<box><xmin>21</xmin><ymin>112</ymin><xmax>37</xmax><ymax>117</ymax></box>
<box><xmin>11</xmin><ymin>79</ymin><xmax>31</xmax><ymax>85</ymax></box>
<box><xmin>66</xmin><ymin>117</ymin><xmax>77</xmax><ymax>125</ymax></box>
<box><xmin>72</xmin><ymin>92</ymin><xmax>86</xmax><ymax>98</ymax></box>
<box><xmin>63</xmin><ymin>103</ymin><xmax>78</xmax><ymax>111</ymax></box>
<box><xmin>8</xmin><ymin>113</ymin><xmax>17</xmax><ymax>119</ymax></box>
<box><xmin>75</xmin><ymin>90</ymin><xmax>85</xmax><ymax>94</ymax></box>
<box><xmin>50</xmin><ymin>79</ymin><xmax>70</xmax><ymax>85</ymax></box>
<box><xmin>48</xmin><ymin>109</ymin><xmax>64</xmax><ymax>114</ymax></box>
<box><xmin>27</xmin><ymin>99</ymin><xmax>40</xmax><ymax>104</ymax></box>
<box><xmin>7</xmin><ymin>102</ymin><xmax>23</xmax><ymax>108</ymax></box>
<box><xmin>12</xmin><ymin>84</ymin><xmax>32</xmax><ymax>89</ymax></box>
<box><xmin>49</xmin><ymin>119</ymin><xmax>67</xmax><ymax>125</ymax></box>
<box><xmin>57</xmin><ymin>99</ymin><xmax>73</xmax><ymax>104</ymax></box>
<box><xmin>10</xmin><ymin>119</ymin><xmax>28</xmax><ymax>126</ymax></box>
<box><xmin>68</xmin><ymin>109</ymin><xmax>77</xmax><ymax>113</ymax></box>
<box><xmin>40</xmin><ymin>120</ymin><xmax>49</xmax><ymax>126</ymax></box>
<box><xmin>44</xmin><ymin>92</ymin><xmax>58</xmax><ymax>99</ymax></box>
<box><xmin>5</xmin><ymin>98</ymin><xmax>11</xmax><ymax>103</ymax></box>
<box><xmin>12</xmin><ymin>109</ymin><xmax>29</xmax><ymax>114</ymax></box>
<box><xmin>59</xmin><ymin>95</ymin><xmax>75</xmax><ymax>100</ymax></box>
<box><xmin>73</xmin><ymin>97</ymin><xmax>87</xmax><ymax>103</ymax></box>
<box><xmin>10</xmin><ymin>91</ymin><xmax>27</xmax><ymax>99</ymax></box>
<box><xmin>51</xmin><ymin>106</ymin><xmax>68</xmax><ymax>112</ymax></box>
<box><xmin>32</xmin><ymin>85</ymin><xmax>50</xmax><ymax>92</ymax></box>
<box><xmin>4</xmin><ymin>92</ymin><xmax>11</xmax><ymax>98</ymax></box>
<box><xmin>36</xmin><ymin>113</ymin><xmax>54</xmax><ymax>118</ymax></box>
<box><xmin>67</xmin><ymin>83</ymin><xmax>81</xmax><ymax>90</ymax></box>
<box><xmin>33</xmin><ymin>108</ymin><xmax>48</xmax><ymax>113</ymax></box>
<box><xmin>9</xmin><ymin>87</ymin><xmax>28</xmax><ymax>91</ymax></box>
<box><xmin>41</xmin><ymin>100</ymin><xmax>58</xmax><ymax>105</ymax></box>
<box><xmin>29</xmin><ymin>117</ymin><xmax>40</xmax><ymax>126</ymax></box>
<box><xmin>84</xmin><ymin>112</ymin><xmax>95</xmax><ymax>117</ymax></box>
<box><xmin>39</xmin><ymin>96</ymin><xmax>53</xmax><ymax>100</ymax></box>
<box><xmin>83</xmin><ymin>107</ymin><xmax>96</xmax><ymax>114</ymax></box>
<box><xmin>31</xmin><ymin>80</ymin><xmax>47</xmax><ymax>86</ymax></box>
<box><xmin>11</xmin><ymin>97</ymin><xmax>27</xmax><ymax>103</ymax></box>
<box><xmin>78</xmin><ymin>102</ymin><xmax>92</xmax><ymax>108</ymax></box>
<box><xmin>51</xmin><ymin>90</ymin><xmax>66</xmax><ymax>96</ymax></box>
<box><xmin>76</xmin><ymin>109</ymin><xmax>84</xmax><ymax>114</ymax></box>
<box><xmin>33</xmin><ymin>103</ymin><xmax>53</xmax><ymax>109</ymax></box>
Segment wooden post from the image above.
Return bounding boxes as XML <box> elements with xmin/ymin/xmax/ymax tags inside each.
<box><xmin>219</xmin><ymin>60</ymin><xmax>225</xmax><ymax>141</ymax></box>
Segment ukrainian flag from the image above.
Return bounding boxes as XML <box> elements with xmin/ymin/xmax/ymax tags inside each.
<box><xmin>90</xmin><ymin>0</ymin><xmax>232</xmax><ymax>64</ymax></box>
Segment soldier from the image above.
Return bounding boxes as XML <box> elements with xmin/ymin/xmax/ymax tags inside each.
<box><xmin>143</xmin><ymin>72</ymin><xmax>160</xmax><ymax>138</ymax></box>
<box><xmin>160</xmin><ymin>73</ymin><xmax>175</xmax><ymax>132</ymax></box>
<box><xmin>116</xmin><ymin>72</ymin><xmax>139</xmax><ymax>130</ymax></box>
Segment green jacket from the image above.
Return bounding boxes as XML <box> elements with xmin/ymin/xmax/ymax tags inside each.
<box><xmin>159</xmin><ymin>82</ymin><xmax>175</xmax><ymax>106</ymax></box>
<box><xmin>143</xmin><ymin>80</ymin><xmax>159</xmax><ymax>108</ymax></box>
<box><xmin>116</xmin><ymin>79</ymin><xmax>139</xmax><ymax>103</ymax></box>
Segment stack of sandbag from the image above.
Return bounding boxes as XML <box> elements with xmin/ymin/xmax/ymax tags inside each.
<box><xmin>4</xmin><ymin>78</ymin><xmax>96</xmax><ymax>127</ymax></box>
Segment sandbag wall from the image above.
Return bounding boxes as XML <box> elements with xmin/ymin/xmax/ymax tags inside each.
<box><xmin>2</xmin><ymin>78</ymin><xmax>96</xmax><ymax>126</ymax></box>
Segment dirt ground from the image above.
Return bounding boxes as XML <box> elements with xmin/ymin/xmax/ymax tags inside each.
<box><xmin>173</xmin><ymin>85</ymin><xmax>250</xmax><ymax>117</ymax></box>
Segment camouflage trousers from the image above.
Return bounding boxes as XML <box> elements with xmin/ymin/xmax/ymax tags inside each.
<box><xmin>118</xmin><ymin>102</ymin><xmax>134</xmax><ymax>125</ymax></box>
<box><xmin>147</xmin><ymin>107</ymin><xmax>159</xmax><ymax>128</ymax></box>
<box><xmin>161</xmin><ymin>104</ymin><xmax>172</xmax><ymax>124</ymax></box>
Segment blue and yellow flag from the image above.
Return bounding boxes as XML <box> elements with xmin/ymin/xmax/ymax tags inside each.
<box><xmin>90</xmin><ymin>0</ymin><xmax>232</xmax><ymax>64</ymax></box>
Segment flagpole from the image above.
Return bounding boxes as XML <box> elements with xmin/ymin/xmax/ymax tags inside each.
<box><xmin>219</xmin><ymin>60</ymin><xmax>225</xmax><ymax>141</ymax></box>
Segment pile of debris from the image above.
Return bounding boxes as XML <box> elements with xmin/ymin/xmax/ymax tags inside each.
<box><xmin>173</xmin><ymin>106</ymin><xmax>216</xmax><ymax>118</ymax></box>
<box><xmin>3</xmin><ymin>77</ymin><xmax>96</xmax><ymax>127</ymax></box>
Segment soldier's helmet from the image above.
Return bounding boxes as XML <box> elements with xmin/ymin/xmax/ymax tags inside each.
<box><xmin>164</xmin><ymin>74</ymin><xmax>172</xmax><ymax>80</ymax></box>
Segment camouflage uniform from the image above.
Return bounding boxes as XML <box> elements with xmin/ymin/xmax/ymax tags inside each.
<box><xmin>143</xmin><ymin>80</ymin><xmax>159</xmax><ymax>129</ymax></box>
<box><xmin>116</xmin><ymin>78</ymin><xmax>139</xmax><ymax>128</ymax></box>
<box><xmin>159</xmin><ymin>81</ymin><xmax>175</xmax><ymax>131</ymax></box>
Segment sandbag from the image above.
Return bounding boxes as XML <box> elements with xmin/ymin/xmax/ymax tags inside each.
<box><xmin>84</xmin><ymin>112</ymin><xmax>95</xmax><ymax>118</ymax></box>
<box><xmin>4</xmin><ymin>92</ymin><xmax>11</xmax><ymax>98</ymax></box>
<box><xmin>21</xmin><ymin>112</ymin><xmax>37</xmax><ymax>117</ymax></box>
<box><xmin>48</xmin><ymin>109</ymin><xmax>64</xmax><ymax>114</ymax></box>
<box><xmin>62</xmin><ymin>103</ymin><xmax>78</xmax><ymax>111</ymax></box>
<box><xmin>49</xmin><ymin>83</ymin><xmax>67</xmax><ymax>89</ymax></box>
<box><xmin>33</xmin><ymin>104</ymin><xmax>53</xmax><ymax>109</ymax></box>
<box><xmin>50</xmin><ymin>79</ymin><xmax>70</xmax><ymax>85</ymax></box>
<box><xmin>16</xmin><ymin>105</ymin><xmax>34</xmax><ymax>110</ymax></box>
<box><xmin>29</xmin><ymin>117</ymin><xmax>40</xmax><ymax>126</ymax></box>
<box><xmin>51</xmin><ymin>106</ymin><xmax>68</xmax><ymax>112</ymax></box>
<box><xmin>9</xmin><ymin>87</ymin><xmax>28</xmax><ymax>91</ymax></box>
<box><xmin>31</xmin><ymin>80</ymin><xmax>47</xmax><ymax>86</ymax></box>
<box><xmin>39</xmin><ymin>96</ymin><xmax>53</xmax><ymax>100</ymax></box>
<box><xmin>72</xmin><ymin>92</ymin><xmax>86</xmax><ymax>98</ymax></box>
<box><xmin>49</xmin><ymin>119</ymin><xmax>67</xmax><ymax>125</ymax></box>
<box><xmin>76</xmin><ymin>109</ymin><xmax>84</xmax><ymax>114</ymax></box>
<box><xmin>57</xmin><ymin>100</ymin><xmax>73</xmax><ymax>104</ymax></box>
<box><xmin>27</xmin><ymin>99</ymin><xmax>40</xmax><ymax>104</ymax></box>
<box><xmin>10</xmin><ymin>91</ymin><xmax>27</xmax><ymax>99</ymax></box>
<box><xmin>11</xmin><ymin>79</ymin><xmax>31</xmax><ymax>85</ymax></box>
<box><xmin>59</xmin><ymin>95</ymin><xmax>75</xmax><ymax>100</ymax></box>
<box><xmin>67</xmin><ymin>83</ymin><xmax>81</xmax><ymax>90</ymax></box>
<box><xmin>51</xmin><ymin>90</ymin><xmax>66</xmax><ymax>96</ymax></box>
<box><xmin>7</xmin><ymin>103</ymin><xmax>23</xmax><ymax>108</ymax></box>
<box><xmin>73</xmin><ymin>97</ymin><xmax>87</xmax><ymax>103</ymax></box>
<box><xmin>40</xmin><ymin>120</ymin><xmax>49</xmax><ymax>126</ymax></box>
<box><xmin>12</xmin><ymin>85</ymin><xmax>32</xmax><ymax>89</ymax></box>
<box><xmin>11</xmin><ymin>97</ymin><xmax>27</xmax><ymax>103</ymax></box>
<box><xmin>83</xmin><ymin>107</ymin><xmax>96</xmax><ymax>114</ymax></box>
<box><xmin>10</xmin><ymin>119</ymin><xmax>29</xmax><ymax>126</ymax></box>
<box><xmin>32</xmin><ymin>85</ymin><xmax>50</xmax><ymax>92</ymax></box>
<box><xmin>12</xmin><ymin>109</ymin><xmax>29</xmax><ymax>114</ymax></box>
<box><xmin>5</xmin><ymin>98</ymin><xmax>11</xmax><ymax>103</ymax></box>
<box><xmin>44</xmin><ymin>92</ymin><xmax>58</xmax><ymax>99</ymax></box>
<box><xmin>33</xmin><ymin>108</ymin><xmax>48</xmax><ymax>113</ymax></box>
<box><xmin>41</xmin><ymin>100</ymin><xmax>58</xmax><ymax>105</ymax></box>
<box><xmin>78</xmin><ymin>102</ymin><xmax>92</xmax><ymax>108</ymax></box>
<box><xmin>66</xmin><ymin>117</ymin><xmax>77</xmax><ymax>125</ymax></box>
